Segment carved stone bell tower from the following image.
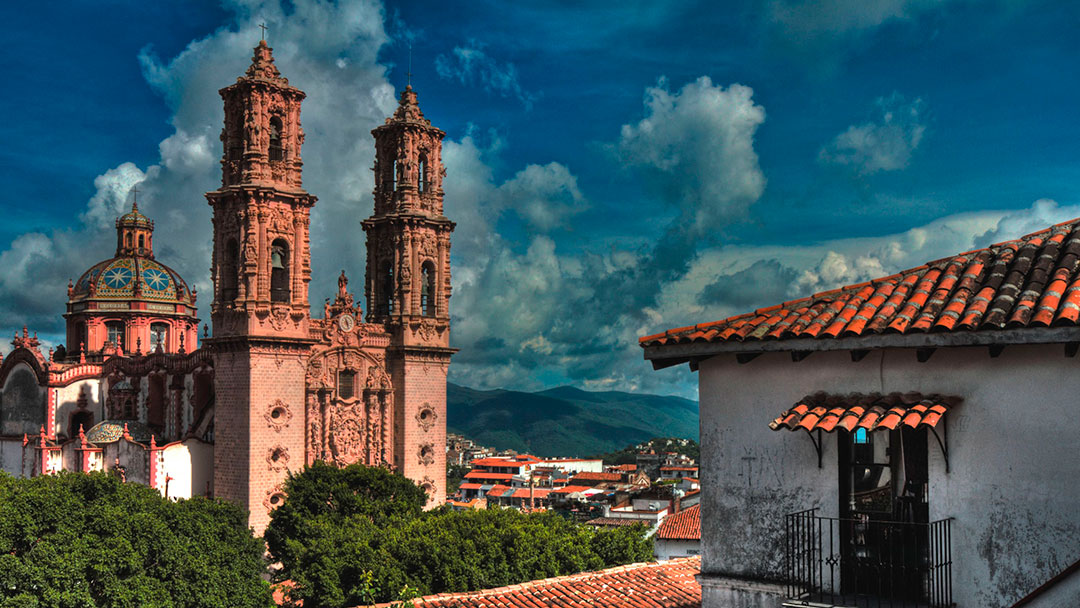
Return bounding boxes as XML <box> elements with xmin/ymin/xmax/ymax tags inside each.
<box><xmin>364</xmin><ymin>85</ymin><xmax>455</xmax><ymax>504</ymax></box>
<box><xmin>206</xmin><ymin>40</ymin><xmax>315</xmax><ymax>533</ymax></box>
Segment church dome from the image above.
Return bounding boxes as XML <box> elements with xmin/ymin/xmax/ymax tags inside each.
<box><xmin>71</xmin><ymin>256</ymin><xmax>194</xmax><ymax>305</ymax></box>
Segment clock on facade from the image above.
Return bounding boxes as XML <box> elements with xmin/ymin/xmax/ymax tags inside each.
<box><xmin>337</xmin><ymin>313</ymin><xmax>355</xmax><ymax>332</ymax></box>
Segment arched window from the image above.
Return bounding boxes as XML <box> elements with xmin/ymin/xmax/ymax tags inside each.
<box><xmin>391</xmin><ymin>159</ymin><xmax>399</xmax><ymax>192</ymax></box>
<box><xmin>269</xmin><ymin>117</ymin><xmax>284</xmax><ymax>161</ymax></box>
<box><xmin>106</xmin><ymin>321</ymin><xmax>125</xmax><ymax>351</ymax></box>
<box><xmin>379</xmin><ymin>261</ymin><xmax>394</xmax><ymax>316</ymax></box>
<box><xmin>420</xmin><ymin>262</ymin><xmax>436</xmax><ymax>317</ymax></box>
<box><xmin>418</xmin><ymin>155</ymin><xmax>427</xmax><ymax>193</ymax></box>
<box><xmin>137</xmin><ymin>234</ymin><xmax>145</xmax><ymax>252</ymax></box>
<box><xmin>125</xmin><ymin>234</ymin><xmax>133</xmax><ymax>249</ymax></box>
<box><xmin>222</xmin><ymin>239</ymin><xmax>239</xmax><ymax>301</ymax></box>
<box><xmin>270</xmin><ymin>239</ymin><xmax>289</xmax><ymax>302</ymax></box>
<box><xmin>150</xmin><ymin>322</ymin><xmax>169</xmax><ymax>353</ymax></box>
<box><xmin>147</xmin><ymin>374</ymin><xmax>165</xmax><ymax>430</ymax></box>
<box><xmin>338</xmin><ymin>370</ymin><xmax>356</xmax><ymax>400</ymax></box>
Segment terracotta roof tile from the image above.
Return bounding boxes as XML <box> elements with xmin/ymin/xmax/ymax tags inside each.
<box><xmin>358</xmin><ymin>557</ymin><xmax>701</xmax><ymax>608</ymax></box>
<box><xmin>768</xmin><ymin>392</ymin><xmax>959</xmax><ymax>433</ymax></box>
<box><xmin>656</xmin><ymin>505</ymin><xmax>701</xmax><ymax>541</ymax></box>
<box><xmin>640</xmin><ymin>221</ymin><xmax>1080</xmax><ymax>349</ymax></box>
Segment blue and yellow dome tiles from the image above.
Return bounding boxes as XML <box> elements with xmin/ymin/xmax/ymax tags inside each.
<box><xmin>72</xmin><ymin>256</ymin><xmax>191</xmax><ymax>303</ymax></box>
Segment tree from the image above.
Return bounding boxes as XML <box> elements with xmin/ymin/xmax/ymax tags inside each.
<box><xmin>266</xmin><ymin>464</ymin><xmax>654</xmax><ymax>607</ymax></box>
<box><xmin>0</xmin><ymin>471</ymin><xmax>273</xmax><ymax>608</ymax></box>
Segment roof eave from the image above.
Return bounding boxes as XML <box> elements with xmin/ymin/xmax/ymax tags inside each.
<box><xmin>643</xmin><ymin>325</ymin><xmax>1080</xmax><ymax>365</ymax></box>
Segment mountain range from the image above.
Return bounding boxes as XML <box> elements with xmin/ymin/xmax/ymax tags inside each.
<box><xmin>446</xmin><ymin>383</ymin><xmax>699</xmax><ymax>458</ymax></box>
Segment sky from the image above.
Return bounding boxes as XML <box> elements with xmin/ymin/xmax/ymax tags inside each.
<box><xmin>1</xmin><ymin>0</ymin><xmax>1079</xmax><ymax>400</ymax></box>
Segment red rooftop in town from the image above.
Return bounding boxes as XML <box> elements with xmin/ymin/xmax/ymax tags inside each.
<box><xmin>656</xmin><ymin>504</ymin><xmax>701</xmax><ymax>542</ymax></box>
<box><xmin>358</xmin><ymin>557</ymin><xmax>701</xmax><ymax>607</ymax></box>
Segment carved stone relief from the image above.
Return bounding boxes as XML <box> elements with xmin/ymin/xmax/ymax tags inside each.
<box><xmin>264</xmin><ymin>399</ymin><xmax>292</xmax><ymax>432</ymax></box>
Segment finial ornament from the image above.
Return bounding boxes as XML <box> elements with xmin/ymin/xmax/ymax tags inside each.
<box><xmin>259</xmin><ymin>23</ymin><xmax>268</xmax><ymax>41</ymax></box>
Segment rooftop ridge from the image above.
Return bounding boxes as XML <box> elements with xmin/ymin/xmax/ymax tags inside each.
<box><xmin>641</xmin><ymin>215</ymin><xmax>1080</xmax><ymax>349</ymax></box>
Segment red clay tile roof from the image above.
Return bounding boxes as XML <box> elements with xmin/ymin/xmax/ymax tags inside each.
<box><xmin>458</xmin><ymin>483</ymin><xmax>483</xmax><ymax>490</ymax></box>
<box><xmin>610</xmin><ymin>464</ymin><xmax>638</xmax><ymax>472</ymax></box>
<box><xmin>656</xmin><ymin>504</ymin><xmax>701</xmax><ymax>541</ymax></box>
<box><xmin>641</xmin><ymin>218</ymin><xmax>1080</xmax><ymax>349</ymax></box>
<box><xmin>470</xmin><ymin>456</ymin><xmax>540</xmax><ymax>467</ymax></box>
<box><xmin>661</xmin><ymin>466</ymin><xmax>699</xmax><ymax>472</ymax></box>
<box><xmin>464</xmin><ymin>471</ymin><xmax>514</xmax><ymax>481</ymax></box>
<box><xmin>359</xmin><ymin>557</ymin><xmax>700</xmax><ymax>608</ymax></box>
<box><xmin>509</xmin><ymin>488</ymin><xmax>551</xmax><ymax>499</ymax></box>
<box><xmin>571</xmin><ymin>472</ymin><xmax>623</xmax><ymax>483</ymax></box>
<box><xmin>552</xmin><ymin>484</ymin><xmax>594</xmax><ymax>494</ymax></box>
<box><xmin>770</xmin><ymin>392</ymin><xmax>957</xmax><ymax>433</ymax></box>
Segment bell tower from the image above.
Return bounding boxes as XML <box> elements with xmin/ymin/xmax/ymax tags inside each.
<box><xmin>364</xmin><ymin>86</ymin><xmax>455</xmax><ymax>504</ymax></box>
<box><xmin>206</xmin><ymin>40</ymin><xmax>315</xmax><ymax>532</ymax></box>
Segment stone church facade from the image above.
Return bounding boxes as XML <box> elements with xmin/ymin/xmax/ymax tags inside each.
<box><xmin>0</xmin><ymin>41</ymin><xmax>453</xmax><ymax>533</ymax></box>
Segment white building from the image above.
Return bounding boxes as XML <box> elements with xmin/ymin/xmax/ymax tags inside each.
<box><xmin>641</xmin><ymin>217</ymin><xmax>1080</xmax><ymax>607</ymax></box>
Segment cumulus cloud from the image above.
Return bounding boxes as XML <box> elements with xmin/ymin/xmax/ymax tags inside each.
<box><xmin>820</xmin><ymin>94</ymin><xmax>925</xmax><ymax>174</ymax></box>
<box><xmin>616</xmin><ymin>76</ymin><xmax>766</xmax><ymax>235</ymax></box>
<box><xmin>975</xmin><ymin>198</ymin><xmax>1080</xmax><ymax>247</ymax></box>
<box><xmin>435</xmin><ymin>42</ymin><xmax>536</xmax><ymax>109</ymax></box>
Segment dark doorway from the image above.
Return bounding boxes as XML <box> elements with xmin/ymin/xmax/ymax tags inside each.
<box><xmin>838</xmin><ymin>428</ymin><xmax>929</xmax><ymax>602</ymax></box>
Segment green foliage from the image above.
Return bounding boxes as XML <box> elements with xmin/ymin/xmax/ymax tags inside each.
<box><xmin>267</xmin><ymin>464</ymin><xmax>654</xmax><ymax>608</ymax></box>
<box><xmin>445</xmin><ymin>464</ymin><xmax>470</xmax><ymax>496</ymax></box>
<box><xmin>595</xmin><ymin>437</ymin><xmax>700</xmax><ymax>464</ymax></box>
<box><xmin>0</xmin><ymin>471</ymin><xmax>272</xmax><ymax>608</ymax></box>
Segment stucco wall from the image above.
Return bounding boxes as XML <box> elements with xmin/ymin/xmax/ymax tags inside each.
<box><xmin>1</xmin><ymin>364</ymin><xmax>44</xmax><ymax>437</ymax></box>
<box><xmin>655</xmin><ymin>538</ymin><xmax>701</xmax><ymax>561</ymax></box>
<box><xmin>161</xmin><ymin>439</ymin><xmax>213</xmax><ymax>499</ymax></box>
<box><xmin>697</xmin><ymin>344</ymin><xmax>1080</xmax><ymax>608</ymax></box>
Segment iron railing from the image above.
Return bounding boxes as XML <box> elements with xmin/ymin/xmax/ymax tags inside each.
<box><xmin>785</xmin><ymin>508</ymin><xmax>953</xmax><ymax>607</ymax></box>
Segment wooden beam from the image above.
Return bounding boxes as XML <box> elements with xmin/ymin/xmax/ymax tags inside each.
<box><xmin>916</xmin><ymin>347</ymin><xmax>936</xmax><ymax>363</ymax></box>
<box><xmin>1067</xmin><ymin>342</ymin><xmax>1080</xmax><ymax>358</ymax></box>
<box><xmin>989</xmin><ymin>344</ymin><xmax>1006</xmax><ymax>358</ymax></box>
<box><xmin>850</xmin><ymin>349</ymin><xmax>870</xmax><ymax>362</ymax></box>
<box><xmin>651</xmin><ymin>357</ymin><xmax>689</xmax><ymax>370</ymax></box>
<box><xmin>736</xmin><ymin>353</ymin><xmax>760</xmax><ymax>365</ymax></box>
<box><xmin>791</xmin><ymin>350</ymin><xmax>812</xmax><ymax>362</ymax></box>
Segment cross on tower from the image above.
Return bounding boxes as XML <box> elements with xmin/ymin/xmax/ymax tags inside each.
<box><xmin>258</xmin><ymin>23</ymin><xmax>268</xmax><ymax>41</ymax></box>
<box><xmin>407</xmin><ymin>43</ymin><xmax>413</xmax><ymax>87</ymax></box>
<box><xmin>130</xmin><ymin>185</ymin><xmax>139</xmax><ymax>208</ymax></box>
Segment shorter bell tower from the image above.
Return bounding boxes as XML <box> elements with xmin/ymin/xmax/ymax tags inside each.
<box><xmin>364</xmin><ymin>86</ymin><xmax>455</xmax><ymax>503</ymax></box>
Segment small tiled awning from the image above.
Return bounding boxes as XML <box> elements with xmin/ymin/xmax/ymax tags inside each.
<box><xmin>769</xmin><ymin>392</ymin><xmax>958</xmax><ymax>433</ymax></box>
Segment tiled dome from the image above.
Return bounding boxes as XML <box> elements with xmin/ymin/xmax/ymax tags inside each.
<box><xmin>85</xmin><ymin>420</ymin><xmax>156</xmax><ymax>444</ymax></box>
<box><xmin>71</xmin><ymin>256</ymin><xmax>194</xmax><ymax>305</ymax></box>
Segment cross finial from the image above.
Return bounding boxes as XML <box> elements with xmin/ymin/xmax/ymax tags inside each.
<box><xmin>259</xmin><ymin>23</ymin><xmax>268</xmax><ymax>41</ymax></box>
<box><xmin>130</xmin><ymin>185</ymin><xmax>138</xmax><ymax>210</ymax></box>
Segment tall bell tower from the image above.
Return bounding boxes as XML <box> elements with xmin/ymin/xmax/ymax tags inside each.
<box><xmin>206</xmin><ymin>41</ymin><xmax>315</xmax><ymax>532</ymax></box>
<box><xmin>364</xmin><ymin>86</ymin><xmax>455</xmax><ymax>504</ymax></box>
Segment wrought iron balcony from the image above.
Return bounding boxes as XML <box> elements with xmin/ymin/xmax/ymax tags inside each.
<box><xmin>784</xmin><ymin>508</ymin><xmax>953</xmax><ymax>608</ymax></box>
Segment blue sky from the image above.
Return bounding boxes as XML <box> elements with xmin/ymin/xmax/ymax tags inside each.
<box><xmin>1</xmin><ymin>0</ymin><xmax>1079</xmax><ymax>399</ymax></box>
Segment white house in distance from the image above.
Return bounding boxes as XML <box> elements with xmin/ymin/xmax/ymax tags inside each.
<box><xmin>641</xmin><ymin>217</ymin><xmax>1080</xmax><ymax>607</ymax></box>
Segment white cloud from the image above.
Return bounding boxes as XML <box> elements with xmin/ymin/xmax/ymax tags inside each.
<box><xmin>976</xmin><ymin>198</ymin><xmax>1080</xmax><ymax>246</ymax></box>
<box><xmin>435</xmin><ymin>42</ymin><xmax>536</xmax><ymax>109</ymax></box>
<box><xmin>616</xmin><ymin>76</ymin><xmax>766</xmax><ymax>235</ymax></box>
<box><xmin>820</xmin><ymin>94</ymin><xmax>925</xmax><ymax>174</ymax></box>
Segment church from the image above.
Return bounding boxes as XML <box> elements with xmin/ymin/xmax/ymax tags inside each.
<box><xmin>0</xmin><ymin>41</ymin><xmax>454</xmax><ymax>533</ymax></box>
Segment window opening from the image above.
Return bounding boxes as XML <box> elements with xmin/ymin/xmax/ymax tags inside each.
<box><xmin>106</xmin><ymin>322</ymin><xmax>125</xmax><ymax>351</ymax></box>
<box><xmin>420</xmin><ymin>262</ymin><xmax>435</xmax><ymax>317</ymax></box>
<box><xmin>338</xmin><ymin>370</ymin><xmax>356</xmax><ymax>400</ymax></box>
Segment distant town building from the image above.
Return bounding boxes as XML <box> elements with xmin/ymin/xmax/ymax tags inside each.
<box><xmin>654</xmin><ymin>504</ymin><xmax>701</xmax><ymax>561</ymax></box>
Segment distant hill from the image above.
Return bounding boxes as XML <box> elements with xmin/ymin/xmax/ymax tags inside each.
<box><xmin>446</xmin><ymin>383</ymin><xmax>698</xmax><ymax>458</ymax></box>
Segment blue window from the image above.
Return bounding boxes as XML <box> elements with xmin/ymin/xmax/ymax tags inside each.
<box><xmin>854</xmin><ymin>427</ymin><xmax>868</xmax><ymax>444</ymax></box>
